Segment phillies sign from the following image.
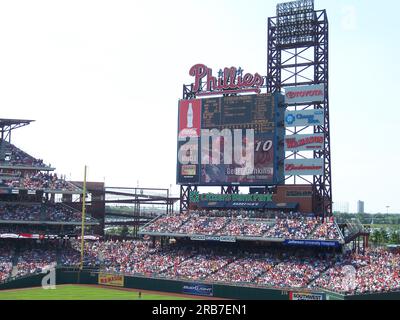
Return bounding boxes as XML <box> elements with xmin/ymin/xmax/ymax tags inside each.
<box><xmin>189</xmin><ymin>64</ymin><xmax>264</xmax><ymax>96</ymax></box>
<box><xmin>284</xmin><ymin>134</ymin><xmax>324</xmax><ymax>152</ymax></box>
<box><xmin>284</xmin><ymin>84</ymin><xmax>325</xmax><ymax>104</ymax></box>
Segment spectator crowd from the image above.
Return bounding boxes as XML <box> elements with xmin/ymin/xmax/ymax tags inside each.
<box><xmin>0</xmin><ymin>203</ymin><xmax>94</xmax><ymax>222</ymax></box>
<box><xmin>0</xmin><ymin>141</ymin><xmax>48</xmax><ymax>168</ymax></box>
<box><xmin>141</xmin><ymin>211</ymin><xmax>343</xmax><ymax>241</ymax></box>
<box><xmin>0</xmin><ymin>239</ymin><xmax>399</xmax><ymax>295</ymax></box>
<box><xmin>0</xmin><ymin>170</ymin><xmax>81</xmax><ymax>192</ymax></box>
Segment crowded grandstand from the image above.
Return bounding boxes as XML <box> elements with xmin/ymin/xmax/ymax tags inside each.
<box><xmin>0</xmin><ymin>119</ymin><xmax>399</xmax><ymax>298</ymax></box>
<box><xmin>1</xmin><ymin>238</ymin><xmax>399</xmax><ymax>295</ymax></box>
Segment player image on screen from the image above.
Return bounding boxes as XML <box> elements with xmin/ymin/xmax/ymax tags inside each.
<box><xmin>200</xmin><ymin>133</ymin><xmax>274</xmax><ymax>185</ymax></box>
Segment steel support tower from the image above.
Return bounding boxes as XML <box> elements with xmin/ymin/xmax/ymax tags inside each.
<box><xmin>267</xmin><ymin>0</ymin><xmax>331</xmax><ymax>218</ymax></box>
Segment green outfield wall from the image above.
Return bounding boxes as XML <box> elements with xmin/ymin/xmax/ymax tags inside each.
<box><xmin>1</xmin><ymin>269</ymin><xmax>398</xmax><ymax>300</ymax></box>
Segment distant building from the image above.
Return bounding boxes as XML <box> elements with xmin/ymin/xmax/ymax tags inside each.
<box><xmin>333</xmin><ymin>202</ymin><xmax>350</xmax><ymax>213</ymax></box>
<box><xmin>357</xmin><ymin>201</ymin><xmax>365</xmax><ymax>214</ymax></box>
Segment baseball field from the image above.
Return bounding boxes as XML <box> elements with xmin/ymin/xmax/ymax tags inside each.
<box><xmin>0</xmin><ymin>285</ymin><xmax>195</xmax><ymax>300</ymax></box>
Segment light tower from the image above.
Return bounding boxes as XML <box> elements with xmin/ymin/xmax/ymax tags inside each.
<box><xmin>267</xmin><ymin>0</ymin><xmax>332</xmax><ymax>218</ymax></box>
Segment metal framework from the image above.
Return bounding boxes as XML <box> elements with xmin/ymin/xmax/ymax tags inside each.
<box><xmin>179</xmin><ymin>1</ymin><xmax>331</xmax><ymax>217</ymax></box>
<box><xmin>267</xmin><ymin>1</ymin><xmax>332</xmax><ymax>218</ymax></box>
<box><xmin>0</xmin><ymin>119</ymin><xmax>33</xmax><ymax>143</ymax></box>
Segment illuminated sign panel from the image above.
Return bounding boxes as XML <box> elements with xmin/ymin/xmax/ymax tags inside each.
<box><xmin>177</xmin><ymin>93</ymin><xmax>284</xmax><ymax>186</ymax></box>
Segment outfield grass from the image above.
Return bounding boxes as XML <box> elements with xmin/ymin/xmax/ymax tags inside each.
<box><xmin>0</xmin><ymin>285</ymin><xmax>193</xmax><ymax>300</ymax></box>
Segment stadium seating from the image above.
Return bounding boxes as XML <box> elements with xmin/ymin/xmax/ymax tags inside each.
<box><xmin>0</xmin><ymin>141</ymin><xmax>48</xmax><ymax>168</ymax></box>
<box><xmin>0</xmin><ymin>170</ymin><xmax>81</xmax><ymax>192</ymax></box>
<box><xmin>1</xmin><ymin>239</ymin><xmax>399</xmax><ymax>295</ymax></box>
<box><xmin>0</xmin><ymin>203</ymin><xmax>95</xmax><ymax>223</ymax></box>
<box><xmin>0</xmin><ymin>245</ymin><xmax>13</xmax><ymax>281</ymax></box>
<box><xmin>141</xmin><ymin>210</ymin><xmax>344</xmax><ymax>241</ymax></box>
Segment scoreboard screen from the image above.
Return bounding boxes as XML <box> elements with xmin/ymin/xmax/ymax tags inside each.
<box><xmin>202</xmin><ymin>94</ymin><xmax>276</xmax><ymax>132</ymax></box>
<box><xmin>177</xmin><ymin>93</ymin><xmax>284</xmax><ymax>186</ymax></box>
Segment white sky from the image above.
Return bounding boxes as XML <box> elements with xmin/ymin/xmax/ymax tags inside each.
<box><xmin>0</xmin><ymin>0</ymin><xmax>399</xmax><ymax>213</ymax></box>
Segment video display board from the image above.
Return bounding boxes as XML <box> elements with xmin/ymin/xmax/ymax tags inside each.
<box><xmin>177</xmin><ymin>93</ymin><xmax>284</xmax><ymax>186</ymax></box>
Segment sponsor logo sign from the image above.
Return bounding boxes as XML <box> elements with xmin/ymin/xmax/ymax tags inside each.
<box><xmin>285</xmin><ymin>109</ymin><xmax>324</xmax><ymax>127</ymax></box>
<box><xmin>189</xmin><ymin>235</ymin><xmax>236</xmax><ymax>243</ymax></box>
<box><xmin>98</xmin><ymin>273</ymin><xmax>124</xmax><ymax>287</ymax></box>
<box><xmin>284</xmin><ymin>134</ymin><xmax>324</xmax><ymax>152</ymax></box>
<box><xmin>181</xmin><ymin>164</ymin><xmax>197</xmax><ymax>176</ymax></box>
<box><xmin>182</xmin><ymin>283</ymin><xmax>213</xmax><ymax>297</ymax></box>
<box><xmin>289</xmin><ymin>292</ymin><xmax>326</xmax><ymax>300</ymax></box>
<box><xmin>284</xmin><ymin>239</ymin><xmax>340</xmax><ymax>248</ymax></box>
<box><xmin>178</xmin><ymin>99</ymin><xmax>202</xmax><ymax>138</ymax></box>
<box><xmin>284</xmin><ymin>159</ymin><xmax>324</xmax><ymax>176</ymax></box>
<box><xmin>189</xmin><ymin>191</ymin><xmax>273</xmax><ymax>203</ymax></box>
<box><xmin>286</xmin><ymin>190</ymin><xmax>313</xmax><ymax>198</ymax></box>
<box><xmin>284</xmin><ymin>84</ymin><xmax>325</xmax><ymax>104</ymax></box>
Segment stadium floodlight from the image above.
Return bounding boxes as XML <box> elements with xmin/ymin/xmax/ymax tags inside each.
<box><xmin>276</xmin><ymin>0</ymin><xmax>316</xmax><ymax>46</ymax></box>
<box><xmin>277</xmin><ymin>0</ymin><xmax>314</xmax><ymax>17</ymax></box>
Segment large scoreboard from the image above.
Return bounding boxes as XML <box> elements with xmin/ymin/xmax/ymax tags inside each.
<box><xmin>177</xmin><ymin>93</ymin><xmax>284</xmax><ymax>186</ymax></box>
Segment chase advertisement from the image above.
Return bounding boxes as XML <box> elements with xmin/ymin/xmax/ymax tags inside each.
<box><xmin>284</xmin><ymin>109</ymin><xmax>324</xmax><ymax>127</ymax></box>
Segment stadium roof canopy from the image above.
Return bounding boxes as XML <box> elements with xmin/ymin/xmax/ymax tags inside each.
<box><xmin>0</xmin><ymin>118</ymin><xmax>34</xmax><ymax>130</ymax></box>
<box><xmin>0</xmin><ymin>118</ymin><xmax>34</xmax><ymax>141</ymax></box>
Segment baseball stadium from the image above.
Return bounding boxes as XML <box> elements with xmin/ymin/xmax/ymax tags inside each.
<box><xmin>0</xmin><ymin>0</ymin><xmax>399</xmax><ymax>302</ymax></box>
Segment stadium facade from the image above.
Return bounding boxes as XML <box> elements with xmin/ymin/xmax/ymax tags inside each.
<box><xmin>1</xmin><ymin>0</ymin><xmax>399</xmax><ymax>300</ymax></box>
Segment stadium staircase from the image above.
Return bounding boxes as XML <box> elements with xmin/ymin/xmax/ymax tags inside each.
<box><xmin>211</xmin><ymin>217</ymin><xmax>232</xmax><ymax>236</ymax></box>
<box><xmin>338</xmin><ymin>218</ymin><xmax>368</xmax><ymax>244</ymax></box>
<box><xmin>11</xmin><ymin>247</ymin><xmax>20</xmax><ymax>278</ymax></box>
<box><xmin>306</xmin><ymin>223</ymin><xmax>321</xmax><ymax>239</ymax></box>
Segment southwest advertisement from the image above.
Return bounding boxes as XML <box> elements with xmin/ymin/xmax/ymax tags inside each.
<box><xmin>289</xmin><ymin>292</ymin><xmax>326</xmax><ymax>300</ymax></box>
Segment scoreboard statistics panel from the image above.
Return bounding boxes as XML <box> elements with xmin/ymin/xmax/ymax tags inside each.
<box><xmin>202</xmin><ymin>94</ymin><xmax>275</xmax><ymax>133</ymax></box>
<box><xmin>177</xmin><ymin>93</ymin><xmax>284</xmax><ymax>186</ymax></box>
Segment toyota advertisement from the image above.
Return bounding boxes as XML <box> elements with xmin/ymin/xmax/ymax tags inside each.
<box><xmin>284</xmin><ymin>84</ymin><xmax>325</xmax><ymax>104</ymax></box>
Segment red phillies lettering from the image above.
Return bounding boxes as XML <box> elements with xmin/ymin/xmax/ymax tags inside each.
<box><xmin>189</xmin><ymin>64</ymin><xmax>264</xmax><ymax>93</ymax></box>
<box><xmin>189</xmin><ymin>64</ymin><xmax>207</xmax><ymax>92</ymax></box>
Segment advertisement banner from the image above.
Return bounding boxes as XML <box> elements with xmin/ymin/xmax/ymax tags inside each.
<box><xmin>289</xmin><ymin>292</ymin><xmax>326</xmax><ymax>300</ymax></box>
<box><xmin>284</xmin><ymin>134</ymin><xmax>324</xmax><ymax>152</ymax></box>
<box><xmin>189</xmin><ymin>191</ymin><xmax>273</xmax><ymax>203</ymax></box>
<box><xmin>178</xmin><ymin>99</ymin><xmax>202</xmax><ymax>138</ymax></box>
<box><xmin>177</xmin><ymin>139</ymin><xmax>200</xmax><ymax>184</ymax></box>
<box><xmin>182</xmin><ymin>283</ymin><xmax>213</xmax><ymax>297</ymax></box>
<box><xmin>284</xmin><ymin>159</ymin><xmax>324</xmax><ymax>176</ymax></box>
<box><xmin>284</xmin><ymin>239</ymin><xmax>340</xmax><ymax>248</ymax></box>
<box><xmin>285</xmin><ymin>109</ymin><xmax>324</xmax><ymax>127</ymax></box>
<box><xmin>98</xmin><ymin>274</ymin><xmax>125</xmax><ymax>287</ymax></box>
<box><xmin>284</xmin><ymin>84</ymin><xmax>325</xmax><ymax>104</ymax></box>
